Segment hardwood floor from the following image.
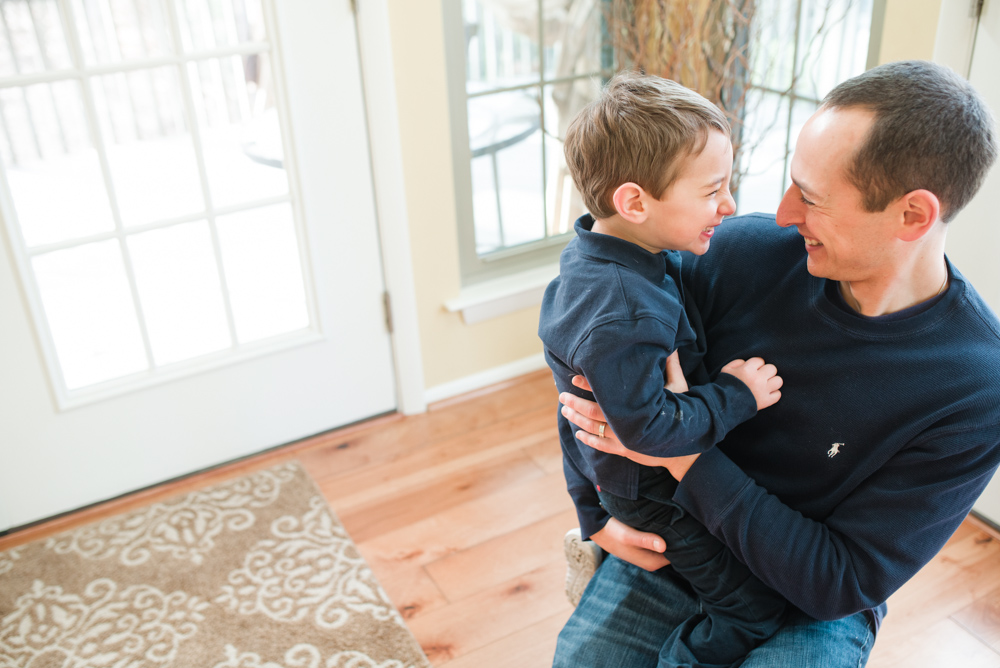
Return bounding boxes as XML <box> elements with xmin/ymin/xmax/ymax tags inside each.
<box><xmin>3</xmin><ymin>369</ymin><xmax>1000</xmax><ymax>666</ymax></box>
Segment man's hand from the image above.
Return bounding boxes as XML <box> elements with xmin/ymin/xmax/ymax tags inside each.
<box><xmin>560</xmin><ymin>398</ymin><xmax>667</xmax><ymax>468</ymax></box>
<box><xmin>720</xmin><ymin>357</ymin><xmax>783</xmax><ymax>410</ymax></box>
<box><xmin>590</xmin><ymin>517</ymin><xmax>670</xmax><ymax>572</ymax></box>
<box><xmin>561</xmin><ymin>369</ymin><xmax>701</xmax><ymax>481</ymax></box>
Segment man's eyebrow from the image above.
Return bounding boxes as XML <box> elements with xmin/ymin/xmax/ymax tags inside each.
<box><xmin>791</xmin><ymin>176</ymin><xmax>817</xmax><ymax>197</ymax></box>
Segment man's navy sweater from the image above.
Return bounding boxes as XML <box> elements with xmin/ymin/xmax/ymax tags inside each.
<box><xmin>539</xmin><ymin>216</ymin><xmax>758</xmax><ymax>540</ymax></box>
<box><xmin>562</xmin><ymin>213</ymin><xmax>1000</xmax><ymax>627</ymax></box>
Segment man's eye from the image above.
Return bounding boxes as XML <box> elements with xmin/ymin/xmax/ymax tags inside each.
<box><xmin>799</xmin><ymin>196</ymin><xmax>814</xmax><ymax>206</ymax></box>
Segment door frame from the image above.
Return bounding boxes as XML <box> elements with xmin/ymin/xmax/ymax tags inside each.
<box><xmin>356</xmin><ymin>0</ymin><xmax>426</xmax><ymax>416</ymax></box>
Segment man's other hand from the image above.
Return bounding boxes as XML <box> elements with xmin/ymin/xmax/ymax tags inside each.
<box><xmin>590</xmin><ymin>517</ymin><xmax>670</xmax><ymax>572</ymax></box>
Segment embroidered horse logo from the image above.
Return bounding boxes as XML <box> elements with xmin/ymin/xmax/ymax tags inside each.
<box><xmin>828</xmin><ymin>443</ymin><xmax>844</xmax><ymax>458</ymax></box>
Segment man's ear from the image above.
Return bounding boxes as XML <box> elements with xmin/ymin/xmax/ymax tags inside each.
<box><xmin>896</xmin><ymin>189</ymin><xmax>941</xmax><ymax>241</ymax></box>
<box><xmin>612</xmin><ymin>183</ymin><xmax>648</xmax><ymax>224</ymax></box>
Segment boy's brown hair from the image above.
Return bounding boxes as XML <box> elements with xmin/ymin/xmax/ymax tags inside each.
<box><xmin>564</xmin><ymin>71</ymin><xmax>731</xmax><ymax>219</ymax></box>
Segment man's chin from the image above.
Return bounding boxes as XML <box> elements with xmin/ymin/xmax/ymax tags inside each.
<box><xmin>804</xmin><ymin>256</ymin><xmax>833</xmax><ymax>279</ymax></box>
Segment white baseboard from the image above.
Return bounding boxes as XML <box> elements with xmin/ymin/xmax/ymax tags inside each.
<box><xmin>424</xmin><ymin>353</ymin><xmax>548</xmax><ymax>404</ymax></box>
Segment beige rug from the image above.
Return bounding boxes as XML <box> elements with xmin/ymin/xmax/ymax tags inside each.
<box><xmin>0</xmin><ymin>461</ymin><xmax>431</xmax><ymax>668</ymax></box>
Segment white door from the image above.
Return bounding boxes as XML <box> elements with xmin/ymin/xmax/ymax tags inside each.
<box><xmin>0</xmin><ymin>0</ymin><xmax>396</xmax><ymax>531</ymax></box>
<box><xmin>945</xmin><ymin>0</ymin><xmax>1000</xmax><ymax>522</ymax></box>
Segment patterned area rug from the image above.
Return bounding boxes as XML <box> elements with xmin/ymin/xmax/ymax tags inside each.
<box><xmin>0</xmin><ymin>461</ymin><xmax>430</xmax><ymax>668</ymax></box>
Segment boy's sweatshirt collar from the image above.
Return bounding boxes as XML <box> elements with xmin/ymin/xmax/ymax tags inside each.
<box><xmin>573</xmin><ymin>214</ymin><xmax>674</xmax><ymax>284</ymax></box>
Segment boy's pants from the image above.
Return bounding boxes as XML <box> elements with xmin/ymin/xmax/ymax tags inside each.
<box><xmin>596</xmin><ymin>468</ymin><xmax>788</xmax><ymax>668</ymax></box>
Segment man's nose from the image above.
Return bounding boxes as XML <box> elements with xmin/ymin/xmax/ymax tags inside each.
<box><xmin>776</xmin><ymin>186</ymin><xmax>802</xmax><ymax>227</ymax></box>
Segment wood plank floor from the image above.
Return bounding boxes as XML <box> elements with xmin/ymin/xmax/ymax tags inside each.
<box><xmin>3</xmin><ymin>369</ymin><xmax>1000</xmax><ymax>666</ymax></box>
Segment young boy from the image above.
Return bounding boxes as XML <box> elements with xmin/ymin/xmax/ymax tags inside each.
<box><xmin>539</xmin><ymin>71</ymin><xmax>786</xmax><ymax>667</ymax></box>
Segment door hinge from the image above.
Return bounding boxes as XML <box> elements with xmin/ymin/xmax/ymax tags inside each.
<box><xmin>382</xmin><ymin>291</ymin><xmax>393</xmax><ymax>334</ymax></box>
<box><xmin>350</xmin><ymin>0</ymin><xmax>357</xmax><ymax>14</ymax></box>
<box><xmin>971</xmin><ymin>0</ymin><xmax>984</xmax><ymax>19</ymax></box>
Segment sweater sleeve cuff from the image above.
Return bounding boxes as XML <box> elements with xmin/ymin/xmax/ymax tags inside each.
<box><xmin>708</xmin><ymin>372</ymin><xmax>758</xmax><ymax>431</ymax></box>
<box><xmin>673</xmin><ymin>446</ymin><xmax>754</xmax><ymax>533</ymax></box>
<box><xmin>577</xmin><ymin>501</ymin><xmax>611</xmax><ymax>541</ymax></box>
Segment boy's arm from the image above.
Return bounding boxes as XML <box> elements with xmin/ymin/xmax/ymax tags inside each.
<box><xmin>576</xmin><ymin>318</ymin><xmax>758</xmax><ymax>458</ymax></box>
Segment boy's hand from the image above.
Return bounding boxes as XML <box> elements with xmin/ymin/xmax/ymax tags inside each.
<box><xmin>721</xmin><ymin>357</ymin><xmax>783</xmax><ymax>410</ymax></box>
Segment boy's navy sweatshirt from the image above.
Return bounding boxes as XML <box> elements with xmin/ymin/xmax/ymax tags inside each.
<box><xmin>539</xmin><ymin>215</ymin><xmax>758</xmax><ymax>540</ymax></box>
<box><xmin>556</xmin><ymin>213</ymin><xmax>1000</xmax><ymax>628</ymax></box>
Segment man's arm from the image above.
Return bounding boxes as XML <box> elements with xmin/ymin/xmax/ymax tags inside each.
<box><xmin>674</xmin><ymin>434</ymin><xmax>1000</xmax><ymax>620</ymax></box>
<box><xmin>561</xmin><ymin>389</ymin><xmax>1000</xmax><ymax>619</ymax></box>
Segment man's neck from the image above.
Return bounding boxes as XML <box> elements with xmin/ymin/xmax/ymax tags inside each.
<box><xmin>838</xmin><ymin>239</ymin><xmax>949</xmax><ymax>316</ymax></box>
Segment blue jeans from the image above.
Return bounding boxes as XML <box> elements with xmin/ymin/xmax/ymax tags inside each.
<box><xmin>553</xmin><ymin>556</ymin><xmax>875</xmax><ymax>668</ymax></box>
<box><xmin>599</xmin><ymin>468</ymin><xmax>786</xmax><ymax>667</ymax></box>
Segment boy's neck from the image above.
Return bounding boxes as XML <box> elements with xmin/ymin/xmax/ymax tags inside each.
<box><xmin>591</xmin><ymin>216</ymin><xmax>662</xmax><ymax>254</ymax></box>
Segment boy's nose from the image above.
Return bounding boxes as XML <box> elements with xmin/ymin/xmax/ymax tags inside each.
<box><xmin>720</xmin><ymin>190</ymin><xmax>736</xmax><ymax>215</ymax></box>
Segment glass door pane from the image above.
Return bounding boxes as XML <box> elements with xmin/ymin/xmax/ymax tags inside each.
<box><xmin>0</xmin><ymin>0</ymin><xmax>315</xmax><ymax>399</ymax></box>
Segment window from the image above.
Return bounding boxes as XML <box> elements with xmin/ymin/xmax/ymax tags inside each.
<box><xmin>0</xmin><ymin>0</ymin><xmax>313</xmax><ymax>402</ymax></box>
<box><xmin>736</xmin><ymin>0</ymin><xmax>876</xmax><ymax>215</ymax></box>
<box><xmin>444</xmin><ymin>0</ymin><xmax>609</xmax><ymax>285</ymax></box>
<box><xmin>445</xmin><ymin>0</ymin><xmax>877</xmax><ymax>290</ymax></box>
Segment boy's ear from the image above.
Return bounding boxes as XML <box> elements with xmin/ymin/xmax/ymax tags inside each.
<box><xmin>612</xmin><ymin>183</ymin><xmax>648</xmax><ymax>224</ymax></box>
<box><xmin>895</xmin><ymin>189</ymin><xmax>941</xmax><ymax>242</ymax></box>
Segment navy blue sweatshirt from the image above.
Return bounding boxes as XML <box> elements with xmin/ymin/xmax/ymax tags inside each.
<box><xmin>539</xmin><ymin>216</ymin><xmax>758</xmax><ymax>539</ymax></box>
<box><xmin>561</xmin><ymin>213</ymin><xmax>1000</xmax><ymax>626</ymax></box>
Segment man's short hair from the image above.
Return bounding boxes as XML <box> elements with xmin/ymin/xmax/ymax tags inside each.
<box><xmin>823</xmin><ymin>60</ymin><xmax>998</xmax><ymax>222</ymax></box>
<box><xmin>564</xmin><ymin>71</ymin><xmax>730</xmax><ymax>219</ymax></box>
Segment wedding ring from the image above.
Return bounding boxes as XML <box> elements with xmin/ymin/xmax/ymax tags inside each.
<box><xmin>598</xmin><ymin>422</ymin><xmax>606</xmax><ymax>438</ymax></box>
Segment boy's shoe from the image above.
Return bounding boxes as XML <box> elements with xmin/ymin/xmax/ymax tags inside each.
<box><xmin>563</xmin><ymin>528</ymin><xmax>603</xmax><ymax>607</ymax></box>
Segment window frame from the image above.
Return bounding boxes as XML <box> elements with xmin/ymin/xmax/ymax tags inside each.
<box><xmin>443</xmin><ymin>0</ymin><xmax>612</xmax><ymax>286</ymax></box>
<box><xmin>444</xmin><ymin>0</ymin><xmax>884</xmax><ymax>288</ymax></box>
<box><xmin>734</xmin><ymin>0</ymin><xmax>883</xmax><ymax>212</ymax></box>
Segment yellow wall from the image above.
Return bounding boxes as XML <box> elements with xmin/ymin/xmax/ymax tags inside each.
<box><xmin>384</xmin><ymin>0</ymin><xmax>949</xmax><ymax>392</ymax></box>
<box><xmin>385</xmin><ymin>0</ymin><xmax>544</xmax><ymax>390</ymax></box>
<box><xmin>878</xmin><ymin>0</ymin><xmax>943</xmax><ymax>64</ymax></box>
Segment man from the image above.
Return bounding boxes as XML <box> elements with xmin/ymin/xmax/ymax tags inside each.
<box><xmin>552</xmin><ymin>60</ymin><xmax>1000</xmax><ymax>667</ymax></box>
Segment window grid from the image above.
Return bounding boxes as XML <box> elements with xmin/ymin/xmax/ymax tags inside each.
<box><xmin>455</xmin><ymin>0</ymin><xmax>873</xmax><ymax>279</ymax></box>
<box><xmin>0</xmin><ymin>0</ymin><xmax>315</xmax><ymax>404</ymax></box>
<box><xmin>460</xmin><ymin>0</ymin><xmax>610</xmax><ymax>264</ymax></box>
<box><xmin>737</xmin><ymin>0</ymin><xmax>872</xmax><ymax>214</ymax></box>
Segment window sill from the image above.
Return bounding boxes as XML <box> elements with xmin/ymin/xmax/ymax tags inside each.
<box><xmin>445</xmin><ymin>263</ymin><xmax>559</xmax><ymax>325</ymax></box>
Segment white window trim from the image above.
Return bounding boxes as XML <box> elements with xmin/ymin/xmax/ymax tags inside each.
<box><xmin>444</xmin><ymin>261</ymin><xmax>558</xmax><ymax>324</ymax></box>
